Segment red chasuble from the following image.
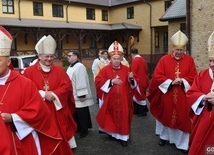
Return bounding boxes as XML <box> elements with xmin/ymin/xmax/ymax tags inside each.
<box><xmin>0</xmin><ymin>117</ymin><xmax>12</xmax><ymax>155</ymax></box>
<box><xmin>147</xmin><ymin>53</ymin><xmax>197</xmax><ymax>132</ymax></box>
<box><xmin>187</xmin><ymin>69</ymin><xmax>214</xmax><ymax>155</ymax></box>
<box><xmin>0</xmin><ymin>70</ymin><xmax>62</xmax><ymax>155</ymax></box>
<box><xmin>24</xmin><ymin>62</ymin><xmax>76</xmax><ymax>155</ymax></box>
<box><xmin>95</xmin><ymin>63</ymin><xmax>133</xmax><ymax>135</ymax></box>
<box><xmin>131</xmin><ymin>56</ymin><xmax>149</xmax><ymax>101</ymax></box>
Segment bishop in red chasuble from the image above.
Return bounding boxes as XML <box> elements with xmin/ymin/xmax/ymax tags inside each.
<box><xmin>0</xmin><ymin>26</ymin><xmax>62</xmax><ymax>155</ymax></box>
<box><xmin>186</xmin><ymin>31</ymin><xmax>214</xmax><ymax>155</ymax></box>
<box><xmin>24</xmin><ymin>35</ymin><xmax>77</xmax><ymax>154</ymax></box>
<box><xmin>147</xmin><ymin>30</ymin><xmax>197</xmax><ymax>151</ymax></box>
<box><xmin>95</xmin><ymin>41</ymin><xmax>133</xmax><ymax>147</ymax></box>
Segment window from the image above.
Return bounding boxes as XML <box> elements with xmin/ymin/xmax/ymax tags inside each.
<box><xmin>2</xmin><ymin>0</ymin><xmax>14</xmax><ymax>14</ymax></box>
<box><xmin>86</xmin><ymin>8</ymin><xmax>95</xmax><ymax>20</ymax></box>
<box><xmin>33</xmin><ymin>2</ymin><xmax>43</xmax><ymax>16</ymax></box>
<box><xmin>180</xmin><ymin>23</ymin><xmax>186</xmax><ymax>34</ymax></box>
<box><xmin>163</xmin><ymin>32</ymin><xmax>168</xmax><ymax>52</ymax></box>
<box><xmin>127</xmin><ymin>7</ymin><xmax>134</xmax><ymax>19</ymax></box>
<box><xmin>155</xmin><ymin>31</ymin><xmax>159</xmax><ymax>48</ymax></box>
<box><xmin>52</xmin><ymin>4</ymin><xmax>63</xmax><ymax>17</ymax></box>
<box><xmin>165</xmin><ymin>0</ymin><xmax>173</xmax><ymax>11</ymax></box>
<box><xmin>102</xmin><ymin>10</ymin><xmax>108</xmax><ymax>21</ymax></box>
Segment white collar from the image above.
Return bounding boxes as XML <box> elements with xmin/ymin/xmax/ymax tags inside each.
<box><xmin>39</xmin><ymin>62</ymin><xmax>51</xmax><ymax>72</ymax></box>
<box><xmin>0</xmin><ymin>69</ymin><xmax>11</xmax><ymax>85</ymax></box>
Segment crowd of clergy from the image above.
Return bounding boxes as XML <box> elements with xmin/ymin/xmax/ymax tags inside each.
<box><xmin>0</xmin><ymin>25</ymin><xmax>213</xmax><ymax>155</ymax></box>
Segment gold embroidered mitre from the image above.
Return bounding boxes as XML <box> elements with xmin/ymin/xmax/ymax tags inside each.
<box><xmin>35</xmin><ymin>35</ymin><xmax>56</xmax><ymax>55</ymax></box>
<box><xmin>170</xmin><ymin>30</ymin><xmax>188</xmax><ymax>49</ymax></box>
<box><xmin>108</xmin><ymin>41</ymin><xmax>124</xmax><ymax>57</ymax></box>
<box><xmin>208</xmin><ymin>31</ymin><xmax>214</xmax><ymax>58</ymax></box>
<box><xmin>0</xmin><ymin>26</ymin><xmax>12</xmax><ymax>56</ymax></box>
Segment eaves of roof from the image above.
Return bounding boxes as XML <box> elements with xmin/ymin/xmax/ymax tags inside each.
<box><xmin>0</xmin><ymin>18</ymin><xmax>142</xmax><ymax>31</ymax></box>
<box><xmin>159</xmin><ymin>0</ymin><xmax>186</xmax><ymax>21</ymax></box>
<box><xmin>64</xmin><ymin>0</ymin><xmax>141</xmax><ymax>7</ymax></box>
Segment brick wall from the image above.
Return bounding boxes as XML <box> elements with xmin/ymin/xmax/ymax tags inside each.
<box><xmin>191</xmin><ymin>0</ymin><xmax>214</xmax><ymax>71</ymax></box>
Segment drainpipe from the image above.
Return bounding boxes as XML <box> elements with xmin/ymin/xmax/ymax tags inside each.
<box><xmin>18</xmin><ymin>0</ymin><xmax>21</xmax><ymax>20</ymax></box>
<box><xmin>186</xmin><ymin>0</ymin><xmax>191</xmax><ymax>55</ymax></box>
<box><xmin>66</xmin><ymin>1</ymin><xmax>70</xmax><ymax>23</ymax></box>
<box><xmin>144</xmin><ymin>0</ymin><xmax>153</xmax><ymax>75</ymax></box>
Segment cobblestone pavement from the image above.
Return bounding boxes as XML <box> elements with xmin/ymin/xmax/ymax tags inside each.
<box><xmin>73</xmin><ymin>72</ymin><xmax>186</xmax><ymax>155</ymax></box>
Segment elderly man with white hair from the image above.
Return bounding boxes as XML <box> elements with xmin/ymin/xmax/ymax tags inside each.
<box><xmin>95</xmin><ymin>41</ymin><xmax>134</xmax><ymax>147</ymax></box>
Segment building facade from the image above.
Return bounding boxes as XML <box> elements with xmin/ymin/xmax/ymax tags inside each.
<box><xmin>160</xmin><ymin>0</ymin><xmax>214</xmax><ymax>72</ymax></box>
<box><xmin>0</xmin><ymin>0</ymin><xmax>171</xmax><ymax>73</ymax></box>
<box><xmin>190</xmin><ymin>0</ymin><xmax>214</xmax><ymax>71</ymax></box>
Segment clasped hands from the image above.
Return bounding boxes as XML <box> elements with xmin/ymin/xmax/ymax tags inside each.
<box><xmin>111</xmin><ymin>72</ymin><xmax>134</xmax><ymax>85</ymax></box>
<box><xmin>172</xmin><ymin>78</ymin><xmax>183</xmax><ymax>85</ymax></box>
<box><xmin>45</xmin><ymin>91</ymin><xmax>55</xmax><ymax>102</ymax></box>
<box><xmin>203</xmin><ymin>92</ymin><xmax>214</xmax><ymax>105</ymax></box>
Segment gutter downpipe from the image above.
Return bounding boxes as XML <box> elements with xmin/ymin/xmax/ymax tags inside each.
<box><xmin>144</xmin><ymin>0</ymin><xmax>153</xmax><ymax>76</ymax></box>
<box><xmin>66</xmin><ymin>1</ymin><xmax>70</xmax><ymax>23</ymax></box>
<box><xmin>186</xmin><ymin>0</ymin><xmax>191</xmax><ymax>55</ymax></box>
<box><xmin>18</xmin><ymin>0</ymin><xmax>21</xmax><ymax>20</ymax></box>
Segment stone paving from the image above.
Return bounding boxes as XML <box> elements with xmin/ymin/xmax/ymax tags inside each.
<box><xmin>73</xmin><ymin>72</ymin><xmax>186</xmax><ymax>155</ymax></box>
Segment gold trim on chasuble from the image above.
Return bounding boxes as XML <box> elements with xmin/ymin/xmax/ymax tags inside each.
<box><xmin>172</xmin><ymin>61</ymin><xmax>180</xmax><ymax>125</ymax></box>
<box><xmin>113</xmin><ymin>69</ymin><xmax>123</xmax><ymax>131</ymax></box>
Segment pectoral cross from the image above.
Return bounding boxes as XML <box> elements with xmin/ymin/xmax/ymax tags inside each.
<box><xmin>175</xmin><ymin>70</ymin><xmax>181</xmax><ymax>78</ymax></box>
<box><xmin>175</xmin><ymin>62</ymin><xmax>181</xmax><ymax>78</ymax></box>
<box><xmin>43</xmin><ymin>81</ymin><xmax>49</xmax><ymax>92</ymax></box>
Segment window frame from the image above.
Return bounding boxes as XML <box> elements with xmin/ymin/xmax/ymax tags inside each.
<box><xmin>2</xmin><ymin>0</ymin><xmax>14</xmax><ymax>14</ymax></box>
<box><xmin>102</xmin><ymin>10</ymin><xmax>108</xmax><ymax>21</ymax></box>
<box><xmin>33</xmin><ymin>2</ymin><xmax>43</xmax><ymax>16</ymax></box>
<box><xmin>165</xmin><ymin>0</ymin><xmax>173</xmax><ymax>11</ymax></box>
<box><xmin>155</xmin><ymin>31</ymin><xmax>160</xmax><ymax>48</ymax></box>
<box><xmin>86</xmin><ymin>8</ymin><xmax>95</xmax><ymax>20</ymax></box>
<box><xmin>52</xmin><ymin>4</ymin><xmax>63</xmax><ymax>18</ymax></box>
<box><xmin>127</xmin><ymin>7</ymin><xmax>134</xmax><ymax>19</ymax></box>
<box><xmin>163</xmin><ymin>32</ymin><xmax>168</xmax><ymax>53</ymax></box>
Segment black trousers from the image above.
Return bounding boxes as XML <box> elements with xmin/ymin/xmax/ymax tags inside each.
<box><xmin>73</xmin><ymin>106</ymin><xmax>92</xmax><ymax>134</ymax></box>
<box><xmin>133</xmin><ymin>101</ymin><xmax>149</xmax><ymax>115</ymax></box>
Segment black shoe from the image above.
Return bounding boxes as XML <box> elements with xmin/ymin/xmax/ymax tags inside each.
<box><xmin>120</xmin><ymin>140</ymin><xmax>128</xmax><ymax>147</ymax></box>
<box><xmin>108</xmin><ymin>135</ymin><xmax>116</xmax><ymax>141</ymax></box>
<box><xmin>79</xmin><ymin>133</ymin><xmax>88</xmax><ymax>138</ymax></box>
<box><xmin>179</xmin><ymin>149</ymin><xmax>188</xmax><ymax>154</ymax></box>
<box><xmin>159</xmin><ymin>139</ymin><xmax>166</xmax><ymax>146</ymax></box>
<box><xmin>98</xmin><ymin>130</ymin><xmax>105</xmax><ymax>134</ymax></box>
